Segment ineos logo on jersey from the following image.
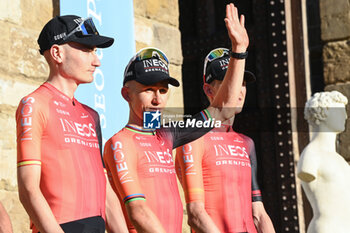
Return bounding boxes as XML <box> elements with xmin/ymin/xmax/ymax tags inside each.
<box><xmin>59</xmin><ymin>118</ymin><xmax>96</xmax><ymax>137</ymax></box>
<box><xmin>182</xmin><ymin>144</ymin><xmax>193</xmax><ymax>163</ymax></box>
<box><xmin>182</xmin><ymin>144</ymin><xmax>196</xmax><ymax>175</ymax></box>
<box><xmin>144</xmin><ymin>149</ymin><xmax>173</xmax><ymax>164</ymax></box>
<box><xmin>20</xmin><ymin>97</ymin><xmax>35</xmax><ymax>141</ymax></box>
<box><xmin>111</xmin><ymin>141</ymin><xmax>133</xmax><ymax>184</ymax></box>
<box><xmin>214</xmin><ymin>144</ymin><xmax>249</xmax><ymax>159</ymax></box>
<box><xmin>112</xmin><ymin>142</ymin><xmax>127</xmax><ymax>172</ymax></box>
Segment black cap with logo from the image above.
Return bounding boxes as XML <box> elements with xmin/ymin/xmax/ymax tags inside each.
<box><xmin>203</xmin><ymin>48</ymin><xmax>256</xmax><ymax>84</ymax></box>
<box><xmin>123</xmin><ymin>47</ymin><xmax>180</xmax><ymax>87</ymax></box>
<box><xmin>37</xmin><ymin>15</ymin><xmax>114</xmax><ymax>55</ymax></box>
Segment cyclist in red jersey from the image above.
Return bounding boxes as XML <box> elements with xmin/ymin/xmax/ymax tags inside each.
<box><xmin>176</xmin><ymin>48</ymin><xmax>275</xmax><ymax>233</ymax></box>
<box><xmin>16</xmin><ymin>15</ymin><xmax>127</xmax><ymax>233</ymax></box>
<box><xmin>103</xmin><ymin>4</ymin><xmax>250</xmax><ymax>233</ymax></box>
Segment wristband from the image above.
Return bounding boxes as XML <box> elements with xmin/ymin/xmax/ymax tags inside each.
<box><xmin>229</xmin><ymin>50</ymin><xmax>248</xmax><ymax>59</ymax></box>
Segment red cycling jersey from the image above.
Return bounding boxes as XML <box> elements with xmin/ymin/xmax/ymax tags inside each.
<box><xmin>16</xmin><ymin>82</ymin><xmax>106</xmax><ymax>233</ymax></box>
<box><xmin>176</xmin><ymin>124</ymin><xmax>262</xmax><ymax>233</ymax></box>
<box><xmin>103</xmin><ymin>125</ymin><xmax>183</xmax><ymax>233</ymax></box>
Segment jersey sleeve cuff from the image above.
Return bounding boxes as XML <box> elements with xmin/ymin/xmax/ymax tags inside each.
<box><xmin>186</xmin><ymin>188</ymin><xmax>205</xmax><ymax>203</ymax></box>
<box><xmin>252</xmin><ymin>190</ymin><xmax>263</xmax><ymax>202</ymax></box>
<box><xmin>123</xmin><ymin>193</ymin><xmax>146</xmax><ymax>205</ymax></box>
<box><xmin>200</xmin><ymin>109</ymin><xmax>213</xmax><ymax>121</ymax></box>
<box><xmin>17</xmin><ymin>160</ymin><xmax>42</xmax><ymax>167</ymax></box>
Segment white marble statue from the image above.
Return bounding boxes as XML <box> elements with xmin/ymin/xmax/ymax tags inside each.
<box><xmin>297</xmin><ymin>91</ymin><xmax>350</xmax><ymax>233</ymax></box>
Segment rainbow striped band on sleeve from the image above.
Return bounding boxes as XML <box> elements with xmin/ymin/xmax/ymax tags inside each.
<box><xmin>123</xmin><ymin>193</ymin><xmax>146</xmax><ymax>205</ymax></box>
<box><xmin>200</xmin><ymin>109</ymin><xmax>213</xmax><ymax>121</ymax></box>
<box><xmin>17</xmin><ymin>160</ymin><xmax>42</xmax><ymax>168</ymax></box>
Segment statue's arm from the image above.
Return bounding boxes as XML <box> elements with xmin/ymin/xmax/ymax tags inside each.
<box><xmin>297</xmin><ymin>150</ymin><xmax>318</xmax><ymax>183</ymax></box>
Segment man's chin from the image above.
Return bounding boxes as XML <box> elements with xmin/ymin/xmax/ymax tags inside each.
<box><xmin>79</xmin><ymin>78</ymin><xmax>94</xmax><ymax>84</ymax></box>
<box><xmin>235</xmin><ymin>108</ymin><xmax>243</xmax><ymax>114</ymax></box>
<box><xmin>144</xmin><ymin>108</ymin><xmax>163</xmax><ymax>112</ymax></box>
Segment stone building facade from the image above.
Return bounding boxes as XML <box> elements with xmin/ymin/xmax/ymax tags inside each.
<box><xmin>318</xmin><ymin>0</ymin><xmax>350</xmax><ymax>160</ymax></box>
<box><xmin>0</xmin><ymin>0</ymin><xmax>349</xmax><ymax>232</ymax></box>
<box><xmin>307</xmin><ymin>0</ymin><xmax>350</xmax><ymax>161</ymax></box>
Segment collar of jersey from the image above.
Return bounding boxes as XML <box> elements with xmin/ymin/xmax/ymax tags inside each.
<box><xmin>125</xmin><ymin>125</ymin><xmax>156</xmax><ymax>135</ymax></box>
<box><xmin>44</xmin><ymin>82</ymin><xmax>76</xmax><ymax>104</ymax></box>
<box><xmin>213</xmin><ymin>124</ymin><xmax>233</xmax><ymax>133</ymax></box>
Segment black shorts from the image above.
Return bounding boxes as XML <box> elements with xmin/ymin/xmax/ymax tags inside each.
<box><xmin>39</xmin><ymin>216</ymin><xmax>105</xmax><ymax>233</ymax></box>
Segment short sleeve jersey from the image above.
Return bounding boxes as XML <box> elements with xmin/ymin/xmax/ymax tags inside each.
<box><xmin>16</xmin><ymin>83</ymin><xmax>106</xmax><ymax>232</ymax></box>
<box><xmin>176</xmin><ymin>125</ymin><xmax>262</xmax><ymax>233</ymax></box>
<box><xmin>103</xmin><ymin>109</ymin><xmax>213</xmax><ymax>233</ymax></box>
<box><xmin>103</xmin><ymin>126</ymin><xmax>183</xmax><ymax>233</ymax></box>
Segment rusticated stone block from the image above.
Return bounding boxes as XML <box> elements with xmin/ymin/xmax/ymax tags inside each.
<box><xmin>0</xmin><ymin>105</ymin><xmax>17</xmax><ymax>187</ymax></box>
<box><xmin>134</xmin><ymin>0</ymin><xmax>179</xmax><ymax>27</ymax></box>
<box><xmin>152</xmin><ymin>22</ymin><xmax>182</xmax><ymax>66</ymax></box>
<box><xmin>134</xmin><ymin>17</ymin><xmax>154</xmax><ymax>46</ymax></box>
<box><xmin>320</xmin><ymin>0</ymin><xmax>350</xmax><ymax>41</ymax></box>
<box><xmin>9</xmin><ymin>26</ymin><xmax>49</xmax><ymax>81</ymax></box>
<box><xmin>0</xmin><ymin>22</ymin><xmax>10</xmax><ymax>74</ymax></box>
<box><xmin>133</xmin><ymin>0</ymin><xmax>147</xmax><ymax>18</ymax></box>
<box><xmin>135</xmin><ymin>41</ymin><xmax>150</xmax><ymax>52</ymax></box>
<box><xmin>0</xmin><ymin>79</ymin><xmax>39</xmax><ymax>107</ymax></box>
<box><xmin>21</xmin><ymin>0</ymin><xmax>55</xmax><ymax>31</ymax></box>
<box><xmin>167</xmin><ymin>64</ymin><xmax>183</xmax><ymax>109</ymax></box>
<box><xmin>0</xmin><ymin>0</ymin><xmax>22</xmax><ymax>24</ymax></box>
<box><xmin>323</xmin><ymin>40</ymin><xmax>350</xmax><ymax>85</ymax></box>
<box><xmin>325</xmin><ymin>83</ymin><xmax>350</xmax><ymax>161</ymax></box>
<box><xmin>134</xmin><ymin>17</ymin><xmax>182</xmax><ymax>66</ymax></box>
<box><xmin>169</xmin><ymin>63</ymin><xmax>182</xmax><ymax>84</ymax></box>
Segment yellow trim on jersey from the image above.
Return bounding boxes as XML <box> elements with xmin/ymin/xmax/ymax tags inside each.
<box><xmin>188</xmin><ymin>188</ymin><xmax>205</xmax><ymax>194</ymax></box>
<box><xmin>17</xmin><ymin>160</ymin><xmax>42</xmax><ymax>167</ymax></box>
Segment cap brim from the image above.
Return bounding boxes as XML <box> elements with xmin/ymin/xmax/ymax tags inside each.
<box><xmin>244</xmin><ymin>70</ymin><xmax>256</xmax><ymax>83</ymax></box>
<box><xmin>136</xmin><ymin>73</ymin><xmax>180</xmax><ymax>87</ymax></box>
<box><xmin>68</xmin><ymin>34</ymin><xmax>114</xmax><ymax>48</ymax></box>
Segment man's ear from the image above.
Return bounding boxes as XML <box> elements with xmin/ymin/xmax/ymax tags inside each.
<box><xmin>121</xmin><ymin>87</ymin><xmax>130</xmax><ymax>102</ymax></box>
<box><xmin>203</xmin><ymin>83</ymin><xmax>214</xmax><ymax>98</ymax></box>
<box><xmin>50</xmin><ymin>45</ymin><xmax>63</xmax><ymax>63</ymax></box>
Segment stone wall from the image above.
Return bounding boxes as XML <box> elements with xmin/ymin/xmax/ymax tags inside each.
<box><xmin>0</xmin><ymin>0</ymin><xmax>58</xmax><ymax>232</ymax></box>
<box><xmin>320</xmin><ymin>0</ymin><xmax>350</xmax><ymax>160</ymax></box>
